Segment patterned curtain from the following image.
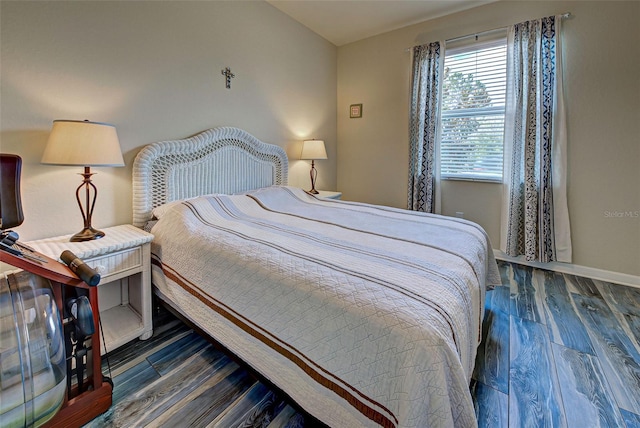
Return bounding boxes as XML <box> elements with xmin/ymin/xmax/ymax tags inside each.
<box><xmin>501</xmin><ymin>16</ymin><xmax>572</xmax><ymax>263</ymax></box>
<box><xmin>408</xmin><ymin>42</ymin><xmax>441</xmax><ymax>213</ymax></box>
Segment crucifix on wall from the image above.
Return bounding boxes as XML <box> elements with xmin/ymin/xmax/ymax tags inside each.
<box><xmin>221</xmin><ymin>67</ymin><xmax>235</xmax><ymax>89</ymax></box>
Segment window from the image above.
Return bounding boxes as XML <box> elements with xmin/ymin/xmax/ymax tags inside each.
<box><xmin>440</xmin><ymin>35</ymin><xmax>507</xmax><ymax>181</ymax></box>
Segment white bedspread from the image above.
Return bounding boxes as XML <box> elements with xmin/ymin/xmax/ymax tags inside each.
<box><xmin>149</xmin><ymin>186</ymin><xmax>500</xmax><ymax>428</ymax></box>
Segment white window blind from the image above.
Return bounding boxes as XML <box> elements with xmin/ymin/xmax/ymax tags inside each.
<box><xmin>440</xmin><ymin>36</ymin><xmax>507</xmax><ymax>181</ymax></box>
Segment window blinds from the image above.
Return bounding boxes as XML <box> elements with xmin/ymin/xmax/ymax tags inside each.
<box><xmin>440</xmin><ymin>37</ymin><xmax>507</xmax><ymax>181</ymax></box>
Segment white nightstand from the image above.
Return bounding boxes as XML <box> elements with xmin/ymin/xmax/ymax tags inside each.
<box><xmin>316</xmin><ymin>190</ymin><xmax>342</xmax><ymax>200</ymax></box>
<box><xmin>27</xmin><ymin>224</ymin><xmax>154</xmax><ymax>354</ymax></box>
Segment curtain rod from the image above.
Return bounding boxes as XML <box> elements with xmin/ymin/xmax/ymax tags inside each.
<box><xmin>405</xmin><ymin>12</ymin><xmax>571</xmax><ymax>52</ymax></box>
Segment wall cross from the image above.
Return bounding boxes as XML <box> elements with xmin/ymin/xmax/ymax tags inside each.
<box><xmin>221</xmin><ymin>67</ymin><xmax>235</xmax><ymax>89</ymax></box>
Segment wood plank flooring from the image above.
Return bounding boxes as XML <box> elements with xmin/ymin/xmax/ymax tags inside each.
<box><xmin>86</xmin><ymin>262</ymin><xmax>640</xmax><ymax>427</ymax></box>
<box><xmin>473</xmin><ymin>262</ymin><xmax>640</xmax><ymax>428</ymax></box>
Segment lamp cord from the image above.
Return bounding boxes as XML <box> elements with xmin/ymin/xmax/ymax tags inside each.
<box><xmin>99</xmin><ymin>315</ymin><xmax>113</xmax><ymax>383</ymax></box>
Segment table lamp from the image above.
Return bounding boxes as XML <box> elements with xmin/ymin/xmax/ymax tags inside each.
<box><xmin>41</xmin><ymin>120</ymin><xmax>124</xmax><ymax>242</ymax></box>
<box><xmin>300</xmin><ymin>139</ymin><xmax>327</xmax><ymax>194</ymax></box>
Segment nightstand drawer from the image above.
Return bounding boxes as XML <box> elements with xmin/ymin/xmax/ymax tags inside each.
<box><xmin>86</xmin><ymin>247</ymin><xmax>143</xmax><ymax>280</ymax></box>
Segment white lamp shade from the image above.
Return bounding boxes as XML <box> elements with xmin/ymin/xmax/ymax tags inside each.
<box><xmin>300</xmin><ymin>139</ymin><xmax>327</xmax><ymax>160</ymax></box>
<box><xmin>41</xmin><ymin>120</ymin><xmax>125</xmax><ymax>167</ymax></box>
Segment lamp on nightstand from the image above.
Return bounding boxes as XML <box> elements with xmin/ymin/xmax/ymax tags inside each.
<box><xmin>41</xmin><ymin>120</ymin><xmax>124</xmax><ymax>242</ymax></box>
<box><xmin>300</xmin><ymin>139</ymin><xmax>327</xmax><ymax>195</ymax></box>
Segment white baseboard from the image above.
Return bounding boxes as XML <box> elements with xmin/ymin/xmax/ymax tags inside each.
<box><xmin>493</xmin><ymin>250</ymin><xmax>640</xmax><ymax>289</ymax></box>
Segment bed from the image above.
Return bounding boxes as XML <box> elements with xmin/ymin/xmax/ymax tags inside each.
<box><xmin>132</xmin><ymin>126</ymin><xmax>500</xmax><ymax>428</ymax></box>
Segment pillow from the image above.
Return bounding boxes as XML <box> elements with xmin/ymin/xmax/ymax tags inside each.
<box><xmin>151</xmin><ymin>199</ymin><xmax>186</xmax><ymax>220</ymax></box>
<box><xmin>151</xmin><ymin>192</ymin><xmax>224</xmax><ymax>219</ymax></box>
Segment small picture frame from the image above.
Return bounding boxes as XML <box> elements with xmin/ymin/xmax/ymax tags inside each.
<box><xmin>350</xmin><ymin>104</ymin><xmax>362</xmax><ymax>118</ymax></box>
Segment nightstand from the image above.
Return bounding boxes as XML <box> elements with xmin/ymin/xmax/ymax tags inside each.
<box><xmin>27</xmin><ymin>224</ymin><xmax>154</xmax><ymax>354</ymax></box>
<box><xmin>316</xmin><ymin>190</ymin><xmax>342</xmax><ymax>200</ymax></box>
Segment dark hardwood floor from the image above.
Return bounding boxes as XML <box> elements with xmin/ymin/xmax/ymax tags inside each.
<box><xmin>86</xmin><ymin>262</ymin><xmax>640</xmax><ymax>427</ymax></box>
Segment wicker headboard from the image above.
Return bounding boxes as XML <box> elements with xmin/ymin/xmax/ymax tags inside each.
<box><xmin>132</xmin><ymin>126</ymin><xmax>289</xmax><ymax>227</ymax></box>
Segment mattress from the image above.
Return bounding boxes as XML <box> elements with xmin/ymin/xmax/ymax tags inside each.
<box><xmin>149</xmin><ymin>186</ymin><xmax>500</xmax><ymax>427</ymax></box>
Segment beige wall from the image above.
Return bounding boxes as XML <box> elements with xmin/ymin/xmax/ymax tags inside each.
<box><xmin>1</xmin><ymin>1</ymin><xmax>337</xmax><ymax>241</ymax></box>
<box><xmin>2</xmin><ymin>1</ymin><xmax>638</xmax><ymax>276</ymax></box>
<box><xmin>337</xmin><ymin>1</ymin><xmax>640</xmax><ymax>276</ymax></box>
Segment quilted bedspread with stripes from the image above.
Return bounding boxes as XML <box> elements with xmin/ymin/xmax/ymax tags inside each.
<box><xmin>149</xmin><ymin>186</ymin><xmax>501</xmax><ymax>428</ymax></box>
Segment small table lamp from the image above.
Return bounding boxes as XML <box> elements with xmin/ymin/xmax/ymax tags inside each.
<box><xmin>300</xmin><ymin>139</ymin><xmax>327</xmax><ymax>194</ymax></box>
<box><xmin>41</xmin><ymin>120</ymin><xmax>124</xmax><ymax>242</ymax></box>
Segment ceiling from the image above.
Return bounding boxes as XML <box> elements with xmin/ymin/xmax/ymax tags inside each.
<box><xmin>266</xmin><ymin>0</ymin><xmax>498</xmax><ymax>46</ymax></box>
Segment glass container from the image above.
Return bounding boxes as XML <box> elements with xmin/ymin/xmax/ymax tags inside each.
<box><xmin>0</xmin><ymin>270</ymin><xmax>66</xmax><ymax>427</ymax></box>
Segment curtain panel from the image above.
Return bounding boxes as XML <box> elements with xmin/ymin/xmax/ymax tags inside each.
<box><xmin>408</xmin><ymin>42</ymin><xmax>442</xmax><ymax>213</ymax></box>
<box><xmin>501</xmin><ymin>15</ymin><xmax>572</xmax><ymax>263</ymax></box>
